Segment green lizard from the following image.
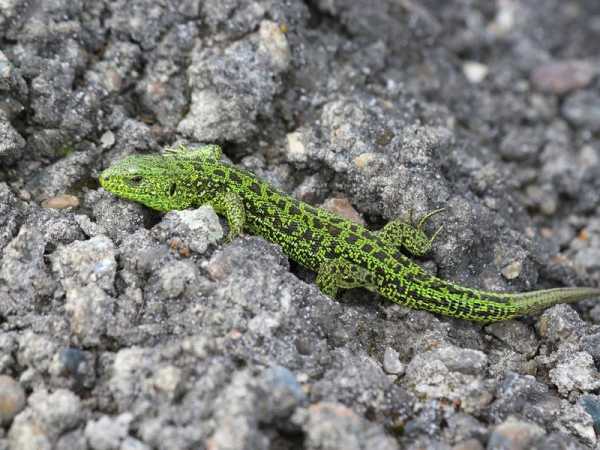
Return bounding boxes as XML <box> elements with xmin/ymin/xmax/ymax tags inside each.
<box><xmin>99</xmin><ymin>145</ymin><xmax>600</xmax><ymax>322</ymax></box>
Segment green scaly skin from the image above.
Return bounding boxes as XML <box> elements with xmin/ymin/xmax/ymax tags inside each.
<box><xmin>99</xmin><ymin>145</ymin><xmax>600</xmax><ymax>322</ymax></box>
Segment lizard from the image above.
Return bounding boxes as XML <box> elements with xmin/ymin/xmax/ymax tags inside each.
<box><xmin>98</xmin><ymin>144</ymin><xmax>600</xmax><ymax>322</ymax></box>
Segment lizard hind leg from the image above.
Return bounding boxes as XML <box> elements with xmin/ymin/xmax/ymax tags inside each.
<box><xmin>376</xmin><ymin>208</ymin><xmax>445</xmax><ymax>257</ymax></box>
<box><xmin>316</xmin><ymin>258</ymin><xmax>377</xmax><ymax>298</ymax></box>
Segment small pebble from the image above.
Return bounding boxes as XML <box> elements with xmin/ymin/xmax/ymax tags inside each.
<box><xmin>53</xmin><ymin>347</ymin><xmax>87</xmax><ymax>379</ymax></box>
<box><xmin>258</xmin><ymin>20</ymin><xmax>291</xmax><ymax>71</ymax></box>
<box><xmin>382</xmin><ymin>347</ymin><xmax>405</xmax><ymax>375</ymax></box>
<box><xmin>41</xmin><ymin>194</ymin><xmax>80</xmax><ymax>209</ymax></box>
<box><xmin>321</xmin><ymin>197</ymin><xmax>365</xmax><ymax>225</ymax></box>
<box><xmin>152</xmin><ymin>365</ymin><xmax>183</xmax><ymax>397</ymax></box>
<box><xmin>463</xmin><ymin>61</ymin><xmax>489</xmax><ymax>84</ymax></box>
<box><xmin>100</xmin><ymin>130</ymin><xmax>116</xmax><ymax>149</ymax></box>
<box><xmin>531</xmin><ymin>60</ymin><xmax>595</xmax><ymax>95</ymax></box>
<box><xmin>157</xmin><ymin>260</ymin><xmax>198</xmax><ymax>298</ymax></box>
<box><xmin>29</xmin><ymin>389</ymin><xmax>82</xmax><ymax>432</ymax></box>
<box><xmin>352</xmin><ymin>152</ymin><xmax>377</xmax><ymax>170</ymax></box>
<box><xmin>0</xmin><ymin>375</ymin><xmax>26</xmax><ymax>425</ymax></box>
<box><xmin>485</xmin><ymin>320</ymin><xmax>538</xmax><ymax>357</ymax></box>
<box><xmin>580</xmin><ymin>395</ymin><xmax>600</xmax><ymax>435</ymax></box>
<box><xmin>8</xmin><ymin>412</ymin><xmax>52</xmax><ymax>450</ymax></box>
<box><xmin>286</xmin><ymin>131</ymin><xmax>308</xmax><ymax>163</ymax></box>
<box><xmin>549</xmin><ymin>351</ymin><xmax>600</xmax><ymax>396</ymax></box>
<box><xmin>501</xmin><ymin>260</ymin><xmax>522</xmax><ymax>280</ymax></box>
<box><xmin>452</xmin><ymin>438</ymin><xmax>484</xmax><ymax>450</ymax></box>
<box><xmin>562</xmin><ymin>90</ymin><xmax>600</xmax><ymax>132</ymax></box>
<box><xmin>120</xmin><ymin>437</ymin><xmax>151</xmax><ymax>450</ymax></box>
<box><xmin>487</xmin><ymin>417</ymin><xmax>544</xmax><ymax>450</ymax></box>
<box><xmin>536</xmin><ymin>304</ymin><xmax>584</xmax><ymax>343</ymax></box>
<box><xmin>85</xmin><ymin>413</ymin><xmax>132</xmax><ymax>450</ymax></box>
<box><xmin>573</xmin><ymin>247</ymin><xmax>600</xmax><ymax>272</ymax></box>
<box><xmin>17</xmin><ymin>189</ymin><xmax>31</xmax><ymax>201</ymax></box>
<box><xmin>152</xmin><ymin>207</ymin><xmax>223</xmax><ymax>254</ymax></box>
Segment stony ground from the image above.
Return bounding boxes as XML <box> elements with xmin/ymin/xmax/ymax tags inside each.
<box><xmin>1</xmin><ymin>1</ymin><xmax>600</xmax><ymax>449</ymax></box>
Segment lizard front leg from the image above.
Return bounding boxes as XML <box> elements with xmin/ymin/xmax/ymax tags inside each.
<box><xmin>209</xmin><ymin>191</ymin><xmax>246</xmax><ymax>242</ymax></box>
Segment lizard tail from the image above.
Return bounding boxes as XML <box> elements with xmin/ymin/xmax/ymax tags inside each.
<box><xmin>381</xmin><ymin>268</ymin><xmax>600</xmax><ymax>321</ymax></box>
<box><xmin>506</xmin><ymin>287</ymin><xmax>600</xmax><ymax>315</ymax></box>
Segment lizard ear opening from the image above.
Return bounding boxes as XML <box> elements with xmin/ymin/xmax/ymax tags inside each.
<box><xmin>128</xmin><ymin>176</ymin><xmax>143</xmax><ymax>187</ymax></box>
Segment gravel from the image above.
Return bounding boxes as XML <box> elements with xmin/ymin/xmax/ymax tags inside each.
<box><xmin>1</xmin><ymin>0</ymin><xmax>600</xmax><ymax>449</ymax></box>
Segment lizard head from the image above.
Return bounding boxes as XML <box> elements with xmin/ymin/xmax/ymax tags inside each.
<box><xmin>99</xmin><ymin>154</ymin><xmax>200</xmax><ymax>211</ymax></box>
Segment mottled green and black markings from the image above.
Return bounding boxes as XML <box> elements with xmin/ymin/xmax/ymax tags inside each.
<box><xmin>100</xmin><ymin>145</ymin><xmax>600</xmax><ymax>322</ymax></box>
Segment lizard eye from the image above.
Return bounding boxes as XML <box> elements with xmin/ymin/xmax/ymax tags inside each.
<box><xmin>128</xmin><ymin>176</ymin><xmax>143</xmax><ymax>186</ymax></box>
<box><xmin>169</xmin><ymin>182</ymin><xmax>177</xmax><ymax>196</ymax></box>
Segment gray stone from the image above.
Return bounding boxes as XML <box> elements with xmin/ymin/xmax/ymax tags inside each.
<box><xmin>86</xmin><ymin>188</ymin><xmax>147</xmax><ymax>243</ymax></box>
<box><xmin>562</xmin><ymin>90</ymin><xmax>600</xmax><ymax>132</ymax></box>
<box><xmin>453</xmin><ymin>438</ymin><xmax>484</xmax><ymax>450</ymax></box>
<box><xmin>151</xmin><ymin>206</ymin><xmax>223</xmax><ymax>254</ymax></box>
<box><xmin>573</xmin><ymin>247</ymin><xmax>600</xmax><ymax>272</ymax></box>
<box><xmin>28</xmin><ymin>389</ymin><xmax>82</xmax><ymax>434</ymax></box>
<box><xmin>0</xmin><ymin>375</ymin><xmax>26</xmax><ymax>425</ymax></box>
<box><xmin>0</xmin><ymin>226</ymin><xmax>56</xmax><ymax>302</ymax></box>
<box><xmin>581</xmin><ymin>332</ymin><xmax>600</xmax><ymax>366</ymax></box>
<box><xmin>405</xmin><ymin>345</ymin><xmax>491</xmax><ymax>414</ymax></box>
<box><xmin>443</xmin><ymin>413</ymin><xmax>487</xmax><ymax>446</ymax></box>
<box><xmin>382</xmin><ymin>347</ymin><xmax>405</xmax><ymax>375</ymax></box>
<box><xmin>555</xmin><ymin>399</ymin><xmax>596</xmax><ymax>446</ymax></box>
<box><xmin>530</xmin><ymin>60</ymin><xmax>596</xmax><ymax>94</ymax></box>
<box><xmin>50</xmin><ymin>235</ymin><xmax>117</xmax><ymax>293</ymax></box>
<box><xmin>26</xmin><ymin>145</ymin><xmax>102</xmax><ymax>200</ymax></box>
<box><xmin>120</xmin><ymin>437</ymin><xmax>151</xmax><ymax>450</ymax></box>
<box><xmin>0</xmin><ymin>182</ymin><xmax>24</xmax><ymax>254</ymax></box>
<box><xmin>64</xmin><ymin>284</ymin><xmax>115</xmax><ymax>346</ymax></box>
<box><xmin>178</xmin><ymin>22</ymin><xmax>290</xmax><ymax>142</ymax></box>
<box><xmin>55</xmin><ymin>430</ymin><xmax>88</xmax><ymax>450</ymax></box>
<box><xmin>549</xmin><ymin>351</ymin><xmax>600</xmax><ymax>395</ymax></box>
<box><xmin>156</xmin><ymin>260</ymin><xmax>198</xmax><ymax>299</ymax></box>
<box><xmin>529</xmin><ymin>433</ymin><xmax>589</xmax><ymax>450</ymax></box>
<box><xmin>85</xmin><ymin>414</ymin><xmax>133</xmax><ymax>450</ymax></box>
<box><xmin>8</xmin><ymin>388</ymin><xmax>82</xmax><ymax>450</ymax></box>
<box><xmin>111</xmin><ymin>120</ymin><xmax>159</xmax><ymax>157</ymax></box>
<box><xmin>49</xmin><ymin>347</ymin><xmax>95</xmax><ymax>388</ymax></box>
<box><xmin>16</xmin><ymin>331</ymin><xmax>60</xmax><ymax>377</ymax></box>
<box><xmin>257</xmin><ymin>366</ymin><xmax>306</xmax><ymax>421</ymax></box>
<box><xmin>25</xmin><ymin>208</ymin><xmax>86</xmax><ymax>245</ymax></box>
<box><xmin>580</xmin><ymin>394</ymin><xmax>600</xmax><ymax>436</ymax></box>
<box><xmin>150</xmin><ymin>365</ymin><xmax>183</xmax><ymax>400</ymax></box>
<box><xmin>498</xmin><ymin>126</ymin><xmax>543</xmax><ymax>161</ymax></box>
<box><xmin>209</xmin><ymin>370</ymin><xmax>269</xmax><ymax>450</ymax></box>
<box><xmin>8</xmin><ymin>411</ymin><xmax>53</xmax><ymax>450</ymax></box>
<box><xmin>0</xmin><ymin>114</ymin><xmax>25</xmax><ymax>161</ymax></box>
<box><xmin>0</xmin><ymin>333</ymin><xmax>17</xmax><ymax>373</ymax></box>
<box><xmin>487</xmin><ymin>372</ymin><xmax>556</xmax><ymax>424</ymax></box>
<box><xmin>487</xmin><ymin>417</ymin><xmax>545</xmax><ymax>450</ymax></box>
<box><xmin>300</xmin><ymin>402</ymin><xmax>399</xmax><ymax>450</ymax></box>
<box><xmin>536</xmin><ymin>304</ymin><xmax>585</xmax><ymax>343</ymax></box>
<box><xmin>485</xmin><ymin>320</ymin><xmax>538</xmax><ymax>357</ymax></box>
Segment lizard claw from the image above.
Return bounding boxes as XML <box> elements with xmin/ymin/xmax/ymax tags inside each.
<box><xmin>416</xmin><ymin>207</ymin><xmax>446</xmax><ymax>230</ymax></box>
<box><xmin>429</xmin><ymin>224</ymin><xmax>444</xmax><ymax>245</ymax></box>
